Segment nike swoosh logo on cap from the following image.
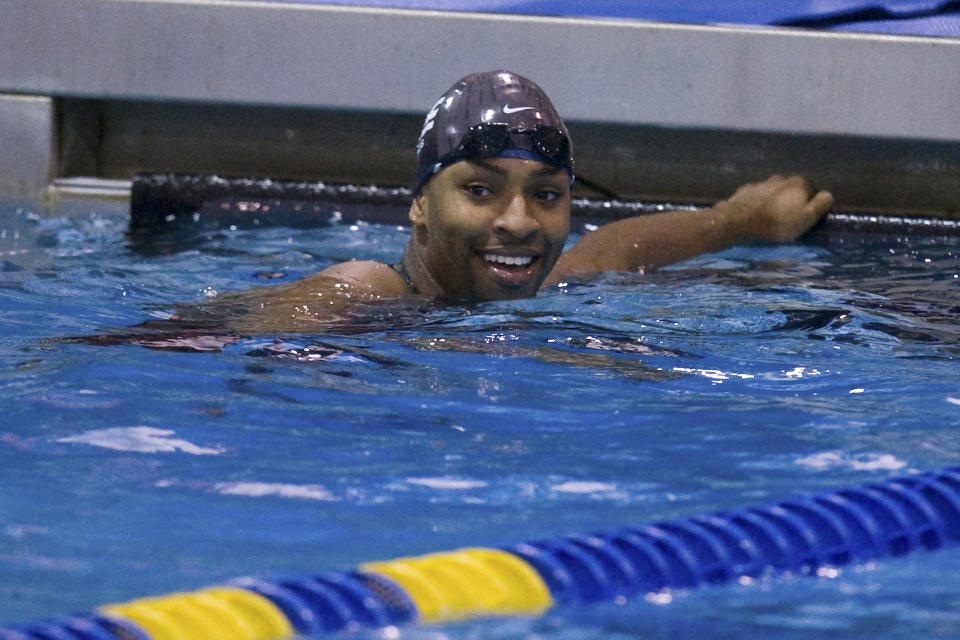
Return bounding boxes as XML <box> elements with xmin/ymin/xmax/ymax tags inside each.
<box><xmin>502</xmin><ymin>105</ymin><xmax>536</xmax><ymax>114</ymax></box>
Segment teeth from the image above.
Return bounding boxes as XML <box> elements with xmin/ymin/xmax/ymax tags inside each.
<box><xmin>484</xmin><ymin>254</ymin><xmax>533</xmax><ymax>267</ymax></box>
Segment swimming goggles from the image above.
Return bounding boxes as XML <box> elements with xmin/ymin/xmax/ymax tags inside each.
<box><xmin>455</xmin><ymin>123</ymin><xmax>573</xmax><ymax>173</ymax></box>
<box><xmin>416</xmin><ymin>123</ymin><xmax>575</xmax><ymax>193</ymax></box>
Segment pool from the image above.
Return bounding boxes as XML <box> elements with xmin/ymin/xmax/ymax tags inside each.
<box><xmin>1</xmin><ymin>196</ymin><xmax>959</xmax><ymax>638</ymax></box>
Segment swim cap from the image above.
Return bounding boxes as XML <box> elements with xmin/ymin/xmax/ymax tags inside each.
<box><xmin>413</xmin><ymin>70</ymin><xmax>574</xmax><ymax>194</ymax></box>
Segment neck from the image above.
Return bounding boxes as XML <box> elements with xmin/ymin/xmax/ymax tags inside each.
<box><xmin>401</xmin><ymin>239</ymin><xmax>445</xmax><ymax>298</ymax></box>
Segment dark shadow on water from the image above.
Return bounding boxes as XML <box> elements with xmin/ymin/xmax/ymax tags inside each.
<box><xmin>52</xmin><ymin>289</ymin><xmax>687</xmax><ymax>382</ymax></box>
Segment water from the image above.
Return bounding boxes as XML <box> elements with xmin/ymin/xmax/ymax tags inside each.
<box><xmin>1</xmin><ymin>199</ymin><xmax>959</xmax><ymax>638</ymax></box>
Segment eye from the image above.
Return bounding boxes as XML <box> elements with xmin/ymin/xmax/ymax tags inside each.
<box><xmin>537</xmin><ymin>189</ymin><xmax>560</xmax><ymax>202</ymax></box>
<box><xmin>464</xmin><ymin>183</ymin><xmax>493</xmax><ymax>198</ymax></box>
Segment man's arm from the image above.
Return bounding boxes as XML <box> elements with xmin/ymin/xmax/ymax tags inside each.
<box><xmin>544</xmin><ymin>175</ymin><xmax>834</xmax><ymax>285</ymax></box>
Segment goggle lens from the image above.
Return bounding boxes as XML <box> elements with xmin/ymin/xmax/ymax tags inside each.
<box><xmin>531</xmin><ymin>126</ymin><xmax>568</xmax><ymax>162</ymax></box>
<box><xmin>457</xmin><ymin>124</ymin><xmax>571</xmax><ymax>169</ymax></box>
<box><xmin>461</xmin><ymin>124</ymin><xmax>512</xmax><ymax>158</ymax></box>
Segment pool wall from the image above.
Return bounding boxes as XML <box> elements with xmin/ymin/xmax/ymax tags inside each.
<box><xmin>3</xmin><ymin>1</ymin><xmax>960</xmax><ymax>213</ymax></box>
<box><xmin>0</xmin><ymin>95</ymin><xmax>54</xmax><ymax>202</ymax></box>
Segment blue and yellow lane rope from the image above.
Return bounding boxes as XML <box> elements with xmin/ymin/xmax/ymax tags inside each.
<box><xmin>4</xmin><ymin>465</ymin><xmax>960</xmax><ymax>639</ymax></box>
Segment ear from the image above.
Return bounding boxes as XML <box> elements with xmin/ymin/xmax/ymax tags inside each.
<box><xmin>408</xmin><ymin>192</ymin><xmax>428</xmax><ymax>225</ymax></box>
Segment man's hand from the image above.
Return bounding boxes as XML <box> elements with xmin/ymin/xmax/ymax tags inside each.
<box><xmin>720</xmin><ymin>175</ymin><xmax>835</xmax><ymax>243</ymax></box>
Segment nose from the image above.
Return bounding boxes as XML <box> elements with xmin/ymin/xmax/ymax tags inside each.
<box><xmin>493</xmin><ymin>193</ymin><xmax>539</xmax><ymax>241</ymax></box>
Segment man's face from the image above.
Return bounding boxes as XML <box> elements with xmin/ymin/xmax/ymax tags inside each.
<box><xmin>411</xmin><ymin>157</ymin><xmax>571</xmax><ymax>301</ymax></box>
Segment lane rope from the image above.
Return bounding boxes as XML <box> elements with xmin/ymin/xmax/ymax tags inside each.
<box><xmin>4</xmin><ymin>466</ymin><xmax>960</xmax><ymax>638</ymax></box>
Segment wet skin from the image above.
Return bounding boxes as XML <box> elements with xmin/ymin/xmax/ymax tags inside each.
<box><xmin>404</xmin><ymin>157</ymin><xmax>571</xmax><ymax>301</ymax></box>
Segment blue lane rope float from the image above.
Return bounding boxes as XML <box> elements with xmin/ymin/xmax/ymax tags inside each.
<box><xmin>4</xmin><ymin>465</ymin><xmax>960</xmax><ymax>639</ymax></box>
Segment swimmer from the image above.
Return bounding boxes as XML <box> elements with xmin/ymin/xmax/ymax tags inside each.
<box><xmin>247</xmin><ymin>70</ymin><xmax>832</xmax><ymax>317</ymax></box>
<box><xmin>110</xmin><ymin>70</ymin><xmax>832</xmax><ymax>337</ymax></box>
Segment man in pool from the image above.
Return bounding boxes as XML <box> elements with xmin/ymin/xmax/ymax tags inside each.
<box><xmin>267</xmin><ymin>70</ymin><xmax>833</xmax><ymax>311</ymax></box>
<box><xmin>104</xmin><ymin>69</ymin><xmax>832</xmax><ymax>341</ymax></box>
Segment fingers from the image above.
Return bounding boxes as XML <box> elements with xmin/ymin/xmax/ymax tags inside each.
<box><xmin>794</xmin><ymin>176</ymin><xmax>817</xmax><ymax>198</ymax></box>
<box><xmin>765</xmin><ymin>175</ymin><xmax>831</xmax><ymax>212</ymax></box>
<box><xmin>755</xmin><ymin>176</ymin><xmax>834</xmax><ymax>242</ymax></box>
<box><xmin>770</xmin><ymin>189</ymin><xmax>833</xmax><ymax>241</ymax></box>
<box><xmin>805</xmin><ymin>190</ymin><xmax>835</xmax><ymax>218</ymax></box>
<box><xmin>774</xmin><ymin>174</ymin><xmax>816</xmax><ymax>196</ymax></box>
<box><xmin>724</xmin><ymin>174</ymin><xmax>834</xmax><ymax>242</ymax></box>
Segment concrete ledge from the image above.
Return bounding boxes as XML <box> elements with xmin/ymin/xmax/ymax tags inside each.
<box><xmin>0</xmin><ymin>94</ymin><xmax>54</xmax><ymax>200</ymax></box>
<box><xmin>5</xmin><ymin>0</ymin><xmax>960</xmax><ymax>140</ymax></box>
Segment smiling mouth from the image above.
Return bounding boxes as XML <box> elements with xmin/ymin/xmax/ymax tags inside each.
<box><xmin>479</xmin><ymin>252</ymin><xmax>541</xmax><ymax>291</ymax></box>
<box><xmin>483</xmin><ymin>253</ymin><xmax>535</xmax><ymax>267</ymax></box>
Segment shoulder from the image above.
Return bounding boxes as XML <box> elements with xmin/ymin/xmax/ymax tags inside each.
<box><xmin>315</xmin><ymin>260</ymin><xmax>412</xmax><ymax>297</ymax></box>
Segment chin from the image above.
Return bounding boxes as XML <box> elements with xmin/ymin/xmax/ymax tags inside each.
<box><xmin>480</xmin><ymin>284</ymin><xmax>540</xmax><ymax>302</ymax></box>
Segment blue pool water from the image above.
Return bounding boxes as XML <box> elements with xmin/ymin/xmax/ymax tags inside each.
<box><xmin>1</xmin><ymin>199</ymin><xmax>959</xmax><ymax>638</ymax></box>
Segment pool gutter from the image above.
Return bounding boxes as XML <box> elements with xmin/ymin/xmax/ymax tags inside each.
<box><xmin>2</xmin><ymin>0</ymin><xmax>960</xmax><ymax>217</ymax></box>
